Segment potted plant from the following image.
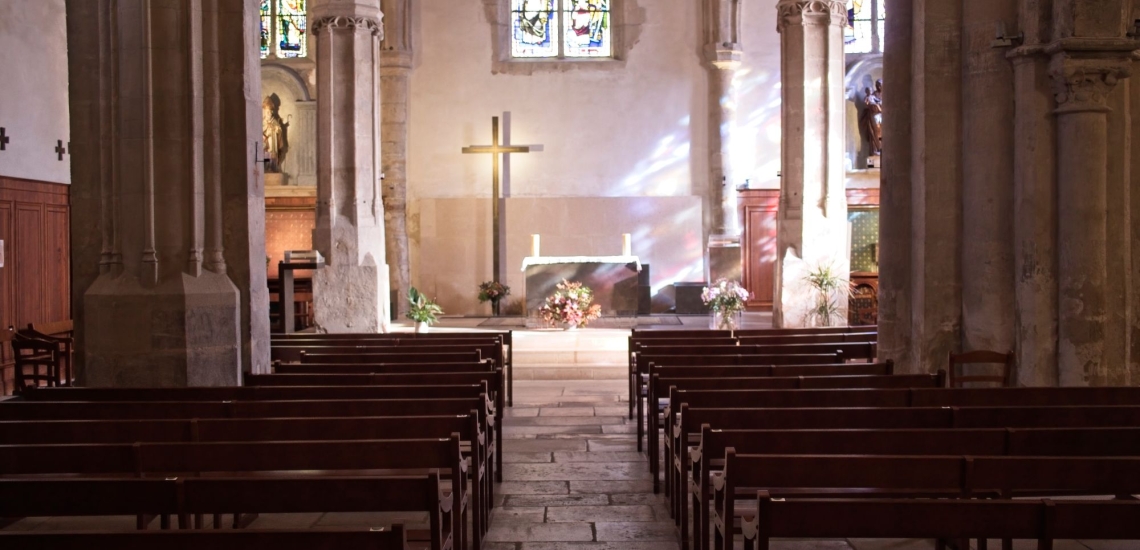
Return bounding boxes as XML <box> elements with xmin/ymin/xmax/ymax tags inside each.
<box><xmin>539</xmin><ymin>279</ymin><xmax>602</xmax><ymax>330</ymax></box>
<box><xmin>406</xmin><ymin>286</ymin><xmax>443</xmax><ymax>333</ymax></box>
<box><xmin>701</xmin><ymin>279</ymin><xmax>750</xmax><ymax>331</ymax></box>
<box><xmin>803</xmin><ymin>262</ymin><xmax>853</xmax><ymax>327</ymax></box>
<box><xmin>477</xmin><ymin>281</ymin><xmax>511</xmax><ymax>316</ymax></box>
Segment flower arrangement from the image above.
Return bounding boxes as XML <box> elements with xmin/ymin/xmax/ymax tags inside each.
<box><xmin>702</xmin><ymin>279</ymin><xmax>749</xmax><ymax>330</ymax></box>
<box><xmin>539</xmin><ymin>279</ymin><xmax>602</xmax><ymax>328</ymax></box>
<box><xmin>406</xmin><ymin>287</ymin><xmax>444</xmax><ymax>327</ymax></box>
<box><xmin>477</xmin><ymin>281</ymin><xmax>511</xmax><ymax>304</ymax></box>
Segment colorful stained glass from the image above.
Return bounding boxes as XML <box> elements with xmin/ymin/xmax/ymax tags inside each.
<box><xmin>845</xmin><ymin>0</ymin><xmax>873</xmax><ymax>53</ymax></box>
<box><xmin>563</xmin><ymin>0</ymin><xmax>610</xmax><ymax>57</ymax></box>
<box><xmin>512</xmin><ymin>0</ymin><xmax>559</xmax><ymax>58</ymax></box>
<box><xmin>259</xmin><ymin>0</ymin><xmax>270</xmax><ymax>59</ymax></box>
<box><xmin>276</xmin><ymin>0</ymin><xmax>307</xmax><ymax>58</ymax></box>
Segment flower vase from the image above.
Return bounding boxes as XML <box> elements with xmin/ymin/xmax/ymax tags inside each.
<box><xmin>491</xmin><ymin>300</ymin><xmax>501</xmax><ymax>317</ymax></box>
<box><xmin>415</xmin><ymin>321</ymin><xmax>429</xmax><ymax>334</ymax></box>
<box><xmin>710</xmin><ymin>309</ymin><xmax>742</xmax><ymax>331</ymax></box>
<box><xmin>564</xmin><ymin>322</ymin><xmax>578</xmax><ymax>331</ymax></box>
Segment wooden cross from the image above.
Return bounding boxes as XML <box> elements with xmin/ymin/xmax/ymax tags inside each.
<box><xmin>463</xmin><ymin>115</ymin><xmax>532</xmax><ymax>312</ymax></box>
<box><xmin>0</xmin><ymin>128</ymin><xmax>9</xmax><ymax>151</ymax></box>
<box><xmin>55</xmin><ymin>140</ymin><xmax>66</xmax><ymax>161</ymax></box>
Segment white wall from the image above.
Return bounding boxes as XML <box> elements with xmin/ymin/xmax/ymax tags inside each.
<box><xmin>405</xmin><ymin>0</ymin><xmax>784</xmax><ymax>313</ymax></box>
<box><xmin>0</xmin><ymin>0</ymin><xmax>70</xmax><ymax>184</ymax></box>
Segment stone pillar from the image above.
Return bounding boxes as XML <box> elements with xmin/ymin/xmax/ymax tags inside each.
<box><xmin>1131</xmin><ymin>55</ymin><xmax>1140</xmax><ymax>384</ymax></box>
<box><xmin>310</xmin><ymin>0</ymin><xmax>391</xmax><ymax>333</ymax></box>
<box><xmin>293</xmin><ymin>101</ymin><xmax>319</xmax><ymax>187</ymax></box>
<box><xmin>961</xmin><ymin>0</ymin><xmax>1016</xmax><ymax>354</ymax></box>
<box><xmin>704</xmin><ymin>0</ymin><xmax>742</xmax><ymax>237</ymax></box>
<box><xmin>774</xmin><ymin>0</ymin><xmax>850</xmax><ymax>328</ymax></box>
<box><xmin>877</xmin><ymin>0</ymin><xmax>913</xmax><ymax>365</ymax></box>
<box><xmin>1009</xmin><ymin>39</ymin><xmax>1060</xmax><ymax>385</ymax></box>
<box><xmin>1049</xmin><ymin>51</ymin><xmax>1132</xmax><ymax>385</ymax></box>
<box><xmin>380</xmin><ymin>0</ymin><xmax>412</xmax><ymax>318</ymax></box>
<box><xmin>66</xmin><ymin>0</ymin><xmax>267</xmax><ymax>385</ymax></box>
<box><xmin>907</xmin><ymin>0</ymin><xmax>963</xmax><ymax>372</ymax></box>
<box><xmin>1106</xmin><ymin>79</ymin><xmax>1132</xmax><ymax>385</ymax></box>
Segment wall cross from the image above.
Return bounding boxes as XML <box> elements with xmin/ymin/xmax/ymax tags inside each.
<box><xmin>55</xmin><ymin>140</ymin><xmax>67</xmax><ymax>161</ymax></box>
<box><xmin>0</xmin><ymin>127</ymin><xmax>9</xmax><ymax>151</ymax></box>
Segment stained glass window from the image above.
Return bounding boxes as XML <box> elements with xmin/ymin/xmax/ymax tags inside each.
<box><xmin>276</xmin><ymin>0</ymin><xmax>307</xmax><ymax>58</ymax></box>
<box><xmin>260</xmin><ymin>0</ymin><xmax>271</xmax><ymax>59</ymax></box>
<box><xmin>259</xmin><ymin>0</ymin><xmax>307</xmax><ymax>59</ymax></box>
<box><xmin>846</xmin><ymin>0</ymin><xmax>884</xmax><ymax>54</ymax></box>
<box><xmin>511</xmin><ymin>0</ymin><xmax>611</xmax><ymax>59</ymax></box>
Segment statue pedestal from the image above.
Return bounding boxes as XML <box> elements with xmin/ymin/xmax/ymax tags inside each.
<box><xmin>707</xmin><ymin>234</ymin><xmax>743</xmax><ymax>283</ymax></box>
<box><xmin>265</xmin><ymin>173</ymin><xmax>286</xmax><ymax>187</ymax></box>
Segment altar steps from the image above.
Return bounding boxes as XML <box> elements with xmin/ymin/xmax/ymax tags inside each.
<box><xmin>512</xmin><ymin>328</ymin><xmax>630</xmax><ymax>380</ymax></box>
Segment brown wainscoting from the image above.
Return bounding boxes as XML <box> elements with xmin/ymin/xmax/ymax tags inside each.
<box><xmin>265</xmin><ymin>195</ymin><xmax>316</xmax><ymax>279</ymax></box>
<box><xmin>0</xmin><ymin>176</ymin><xmax>71</xmax><ymax>395</ymax></box>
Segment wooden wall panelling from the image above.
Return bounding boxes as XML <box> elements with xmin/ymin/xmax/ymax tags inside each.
<box><xmin>0</xmin><ymin>177</ymin><xmax>70</xmax><ymax>395</ymax></box>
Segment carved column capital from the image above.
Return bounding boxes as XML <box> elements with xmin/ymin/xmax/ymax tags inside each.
<box><xmin>704</xmin><ymin>45</ymin><xmax>743</xmax><ymax>70</ymax></box>
<box><xmin>312</xmin><ymin>16</ymin><xmax>384</xmax><ymax>39</ymax></box>
<box><xmin>776</xmin><ymin>0</ymin><xmax>846</xmax><ymax>33</ymax></box>
<box><xmin>1048</xmin><ymin>54</ymin><xmax>1131</xmax><ymax>113</ymax></box>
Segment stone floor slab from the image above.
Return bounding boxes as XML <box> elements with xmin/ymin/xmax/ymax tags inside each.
<box><xmin>484</xmin><ymin>522</ymin><xmax>595</xmax><ymax>543</ymax></box>
<box><xmin>490</xmin><ymin>507</ymin><xmax>547</xmax><ymax>524</ymax></box>
<box><xmin>594</xmin><ymin>521</ymin><xmax>679</xmax><ymax>541</ymax></box>
<box><xmin>586</xmin><ymin>439</ymin><xmax>639</xmax><ymax>452</ymax></box>
<box><xmin>504</xmin><ymin>452</ymin><xmax>555</xmax><ymax>463</ymax></box>
<box><xmin>504</xmin><ymin>494</ymin><xmax>610</xmax><ymax>507</ymax></box>
<box><xmin>546</xmin><ymin>505</ymin><xmax>655</xmax><ymax>523</ymax></box>
<box><xmin>504</xmin><ymin>462</ymin><xmax>652</xmax><ymax>481</ymax></box>
<box><xmin>497</xmin><ymin>481</ymin><xmax>571</xmax><ymax>495</ymax></box>
<box><xmin>521</xmin><ymin>544</ymin><xmax>680</xmax><ymax>550</ymax></box>
<box><xmin>539</xmin><ymin>407</ymin><xmax>596</xmax><ymax>417</ymax></box>
<box><xmin>569</xmin><ymin>480</ymin><xmax>655</xmax><ymax>494</ymax></box>
<box><xmin>504</xmin><ymin>439</ymin><xmax>588</xmax><ymax>453</ymax></box>
<box><xmin>509</xmin><ymin>417</ymin><xmax>625</xmax><ymax>426</ymax></box>
<box><xmin>553</xmin><ymin>451</ymin><xmax>646</xmax><ymax>463</ymax></box>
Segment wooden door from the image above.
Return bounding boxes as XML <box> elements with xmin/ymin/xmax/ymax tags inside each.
<box><xmin>739</xmin><ymin>190</ymin><xmax>780</xmax><ymax>310</ymax></box>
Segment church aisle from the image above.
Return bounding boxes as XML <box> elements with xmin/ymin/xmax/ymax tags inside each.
<box><xmin>487</xmin><ymin>379</ymin><xmax>680</xmax><ymax>550</ymax></box>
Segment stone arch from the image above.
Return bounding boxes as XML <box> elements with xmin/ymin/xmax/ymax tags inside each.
<box><xmin>260</xmin><ymin>63</ymin><xmax>316</xmax><ymax>187</ymax></box>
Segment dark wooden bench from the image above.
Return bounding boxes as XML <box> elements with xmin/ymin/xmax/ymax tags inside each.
<box><xmin>0</xmin><ymin>526</ymin><xmax>408</xmax><ymax>550</ymax></box>
<box><xmin>648</xmin><ymin>370</ymin><xmax>944</xmax><ymax>496</ymax></box>
<box><xmin>272</xmin><ymin>330</ymin><xmax>514</xmax><ymax>405</ymax></box>
<box><xmin>20</xmin><ymin>383</ymin><xmax>491</xmax><ymax>402</ymax></box>
<box><xmin>0</xmin><ymin>395</ymin><xmax>501</xmax><ymax>487</ymax></box>
<box><xmin>746</xmin><ymin>497</ymin><xmax>1140</xmax><ymax>550</ymax></box>
<box><xmin>686</xmin><ymin>426</ymin><xmax>1140</xmax><ymax>550</ymax></box>
<box><xmin>0</xmin><ymin>438</ymin><xmax>464</xmax><ymax>550</ymax></box>
<box><xmin>271</xmin><ymin>337</ymin><xmax>502</xmax><ymax>363</ymax></box>
<box><xmin>299</xmin><ymin>350</ymin><xmax>484</xmax><ymax>365</ymax></box>
<box><xmin>714</xmin><ymin>454</ymin><xmax>1140</xmax><ymax>550</ymax></box>
<box><xmin>0</xmin><ymin>476</ymin><xmax>452</xmax><ymax>550</ymax></box>
<box><xmin>0</xmin><ymin>412</ymin><xmax>492</xmax><ymax>542</ymax></box>
<box><xmin>632</xmin><ymin>353</ymin><xmax>841</xmax><ymax>451</ymax></box>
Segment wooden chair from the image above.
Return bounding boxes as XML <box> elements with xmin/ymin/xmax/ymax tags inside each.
<box><xmin>948</xmin><ymin>350</ymin><xmax>1014</xmax><ymax>388</ymax></box>
<box><xmin>10</xmin><ymin>330</ymin><xmax>61</xmax><ymax>394</ymax></box>
<box><xmin>28</xmin><ymin>320</ymin><xmax>74</xmax><ymax>386</ymax></box>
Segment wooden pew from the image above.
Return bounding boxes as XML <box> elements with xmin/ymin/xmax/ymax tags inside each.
<box><xmin>0</xmin><ymin>438</ymin><xmax>465</xmax><ymax>550</ymax></box>
<box><xmin>0</xmin><ymin>396</ymin><xmax>503</xmax><ymax>486</ymax></box>
<box><xmin>632</xmin><ymin>353</ymin><xmax>841</xmax><ymax>451</ymax></box>
<box><xmin>666</xmin><ymin>386</ymin><xmax>1140</xmax><ymax>513</ymax></box>
<box><xmin>747</xmin><ymin>497</ymin><xmax>1140</xmax><ymax>550</ymax></box>
<box><xmin>300</xmin><ymin>350</ymin><xmax>484</xmax><ymax>365</ymax></box>
<box><xmin>0</xmin><ymin>526</ymin><xmax>408</xmax><ymax>550</ymax></box>
<box><xmin>647</xmin><ymin>370</ymin><xmax>943</xmax><ymax>496</ymax></box>
<box><xmin>20</xmin><ymin>383</ymin><xmax>491</xmax><ymax>402</ymax></box>
<box><xmin>271</xmin><ymin>337</ymin><xmax>502</xmax><ymax>363</ymax></box>
<box><xmin>686</xmin><ymin>426</ymin><xmax>1140</xmax><ymax>550</ymax></box>
<box><xmin>673</xmin><ymin>404</ymin><xmax>1140</xmax><ymax>550</ymax></box>
<box><xmin>0</xmin><ymin>476</ymin><xmax>452</xmax><ymax>550</ymax></box>
<box><xmin>272</xmin><ymin>330</ymin><xmax>515</xmax><ymax>405</ymax></box>
<box><xmin>713</xmin><ymin>454</ymin><xmax>1140</xmax><ymax>550</ymax></box>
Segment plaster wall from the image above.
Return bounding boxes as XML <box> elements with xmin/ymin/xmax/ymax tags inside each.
<box><xmin>0</xmin><ymin>0</ymin><xmax>70</xmax><ymax>184</ymax></box>
<box><xmin>406</xmin><ymin>0</ymin><xmax>783</xmax><ymax>313</ymax></box>
<box><xmin>413</xmin><ymin>196</ymin><xmax>703</xmax><ymax>314</ymax></box>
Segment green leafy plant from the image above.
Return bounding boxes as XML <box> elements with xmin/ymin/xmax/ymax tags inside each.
<box><xmin>406</xmin><ymin>287</ymin><xmax>444</xmax><ymax>325</ymax></box>
<box><xmin>803</xmin><ymin>262</ymin><xmax>853</xmax><ymax>327</ymax></box>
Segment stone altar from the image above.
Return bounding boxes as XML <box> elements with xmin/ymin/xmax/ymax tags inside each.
<box><xmin>523</xmin><ymin>256</ymin><xmax>643</xmax><ymax>319</ymax></box>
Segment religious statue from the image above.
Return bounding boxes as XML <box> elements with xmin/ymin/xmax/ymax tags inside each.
<box><xmin>517</xmin><ymin>0</ymin><xmax>552</xmax><ymax>45</ymax></box>
<box><xmin>861</xmin><ymin>79</ymin><xmax>883</xmax><ymax>159</ymax></box>
<box><xmin>262</xmin><ymin>93</ymin><xmax>290</xmax><ymax>174</ymax></box>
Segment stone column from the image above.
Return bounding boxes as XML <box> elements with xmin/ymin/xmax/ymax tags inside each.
<box><xmin>310</xmin><ymin>0</ymin><xmax>391</xmax><ymax>333</ymax></box>
<box><xmin>1105</xmin><ymin>78</ymin><xmax>1132</xmax><ymax>385</ymax></box>
<box><xmin>1009</xmin><ymin>40</ymin><xmax>1060</xmax><ymax>385</ymax></box>
<box><xmin>380</xmin><ymin>0</ymin><xmax>412</xmax><ymax>318</ymax></box>
<box><xmin>293</xmin><ymin>101</ymin><xmax>319</xmax><ymax>187</ymax></box>
<box><xmin>961</xmin><ymin>0</ymin><xmax>1016</xmax><ymax>354</ymax></box>
<box><xmin>704</xmin><ymin>0</ymin><xmax>742</xmax><ymax>238</ymax></box>
<box><xmin>877</xmin><ymin>0</ymin><xmax>914</xmax><ymax>364</ymax></box>
<box><xmin>66</xmin><ymin>0</ymin><xmax>267</xmax><ymax>385</ymax></box>
<box><xmin>774</xmin><ymin>0</ymin><xmax>849</xmax><ymax>328</ymax></box>
<box><xmin>907</xmin><ymin>0</ymin><xmax>963</xmax><ymax>372</ymax></box>
<box><xmin>1049</xmin><ymin>51</ymin><xmax>1132</xmax><ymax>385</ymax></box>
